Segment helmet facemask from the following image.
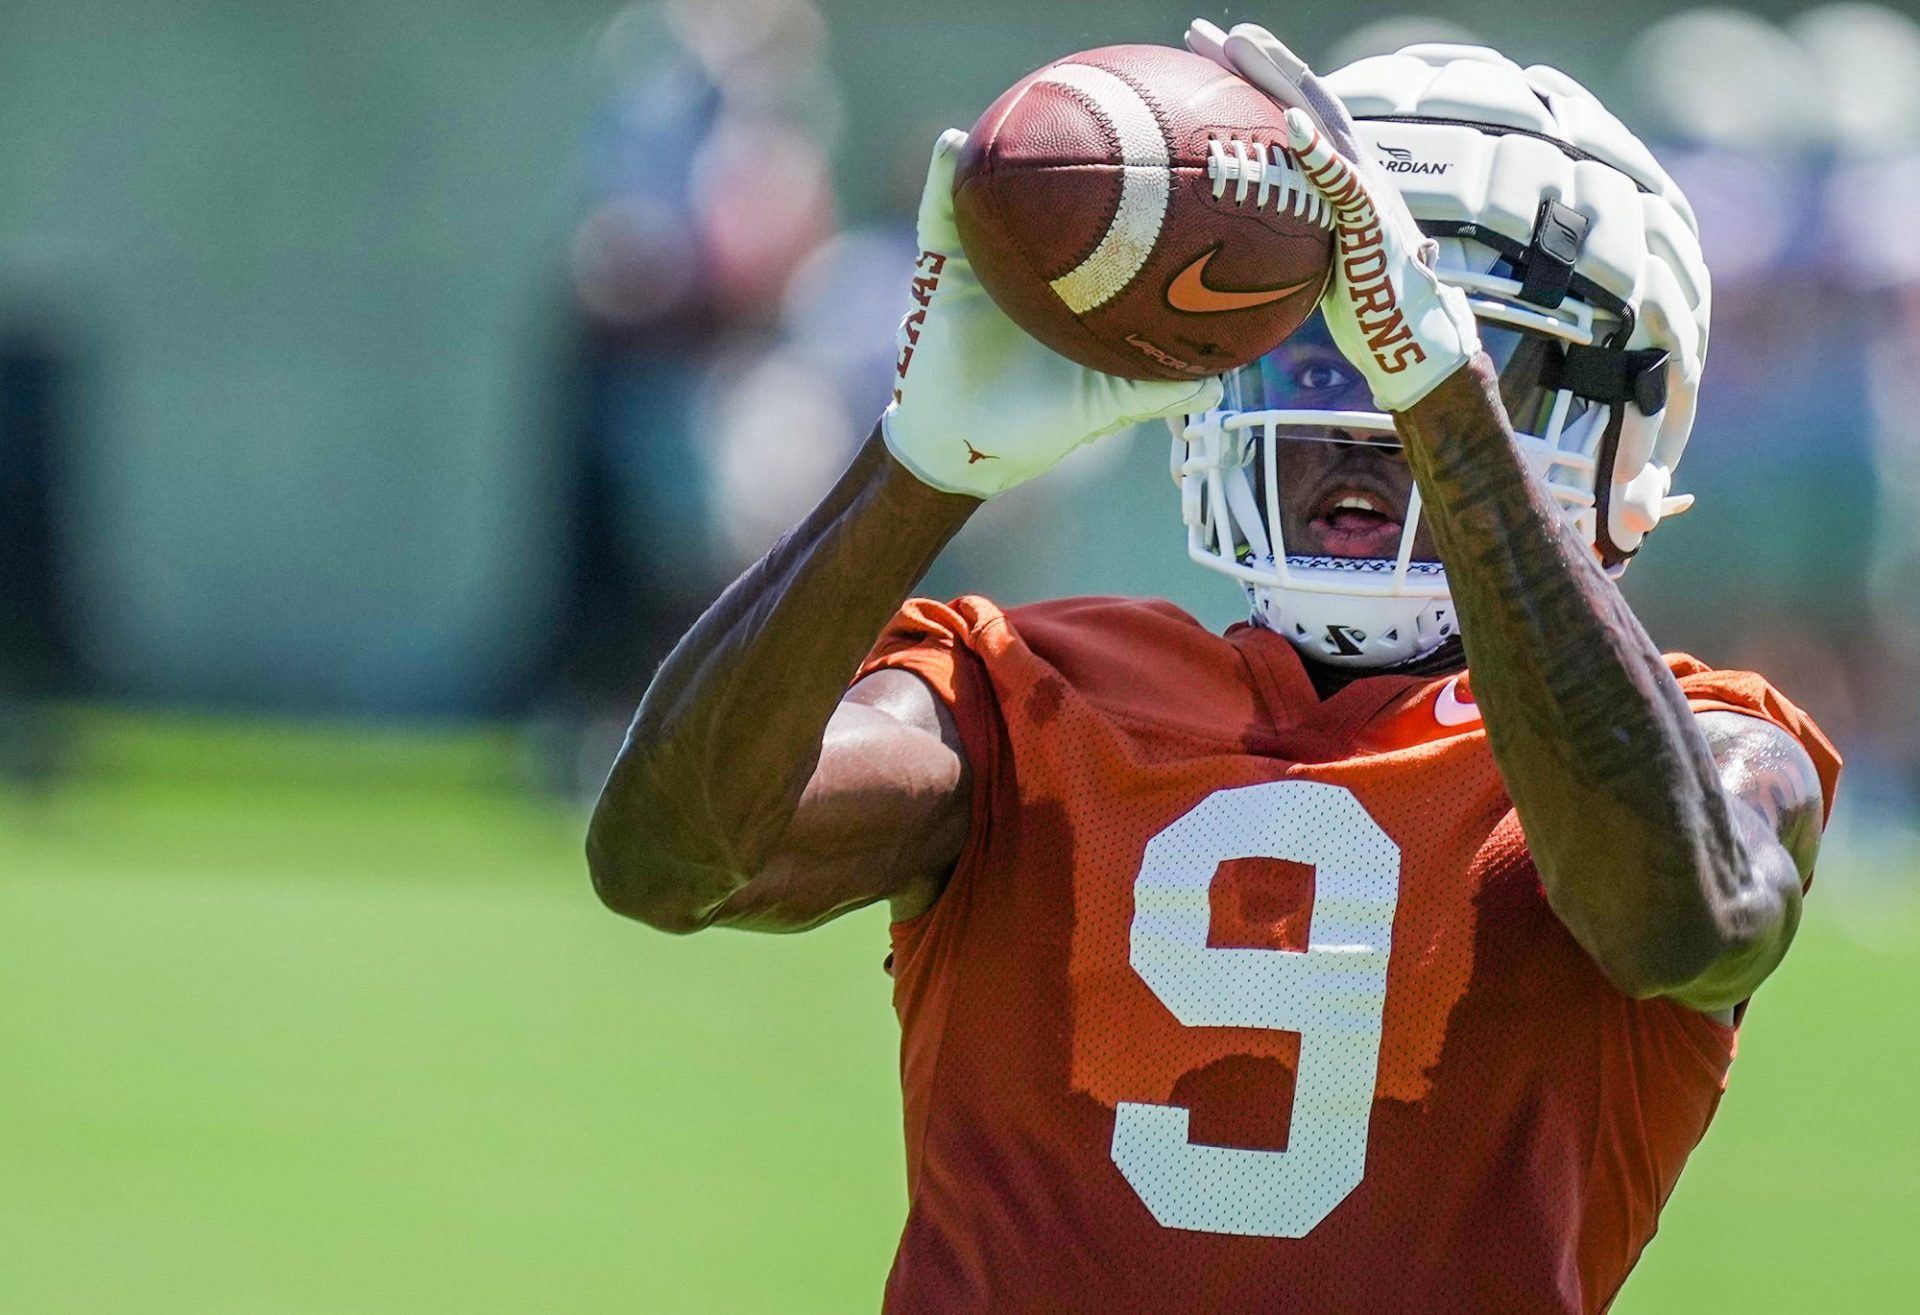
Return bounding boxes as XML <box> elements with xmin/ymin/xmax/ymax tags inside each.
<box><xmin>1172</xmin><ymin>43</ymin><xmax>1709</xmax><ymax>669</ymax></box>
<box><xmin>1173</xmin><ymin>245</ymin><xmax>1623</xmax><ymax>667</ymax></box>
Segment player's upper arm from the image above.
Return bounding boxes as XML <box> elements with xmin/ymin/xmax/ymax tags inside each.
<box><xmin>1661</xmin><ymin>710</ymin><xmax>1825</xmax><ymax>1012</ymax></box>
<box><xmin>705</xmin><ymin>668</ymin><xmax>972</xmax><ymax>933</ymax></box>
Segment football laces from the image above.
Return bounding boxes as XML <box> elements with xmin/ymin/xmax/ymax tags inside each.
<box><xmin>1205</xmin><ymin>138</ymin><xmax>1334</xmax><ymax>227</ymax></box>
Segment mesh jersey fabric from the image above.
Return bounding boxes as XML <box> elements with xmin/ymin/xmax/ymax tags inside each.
<box><xmin>857</xmin><ymin>594</ymin><xmax>1840</xmax><ymax>1315</ymax></box>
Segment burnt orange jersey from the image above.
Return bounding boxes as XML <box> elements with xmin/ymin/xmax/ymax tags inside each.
<box><xmin>858</xmin><ymin>595</ymin><xmax>1839</xmax><ymax>1315</ymax></box>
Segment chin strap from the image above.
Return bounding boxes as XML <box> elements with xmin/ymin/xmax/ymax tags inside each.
<box><xmin>1549</xmin><ymin>344</ymin><xmax>1670</xmax><ymax>417</ymax></box>
<box><xmin>1250</xmin><ymin>568</ymin><xmax>1460</xmax><ymax>670</ymax></box>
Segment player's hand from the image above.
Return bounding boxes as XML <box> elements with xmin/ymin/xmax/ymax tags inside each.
<box><xmin>1186</xmin><ymin>21</ymin><xmax>1480</xmax><ymax>412</ymax></box>
<box><xmin>882</xmin><ymin>130</ymin><xmax>1222</xmax><ymax>499</ymax></box>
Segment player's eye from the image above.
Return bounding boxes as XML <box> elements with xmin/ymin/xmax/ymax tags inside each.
<box><xmin>1295</xmin><ymin>362</ymin><xmax>1350</xmax><ymax>392</ymax></box>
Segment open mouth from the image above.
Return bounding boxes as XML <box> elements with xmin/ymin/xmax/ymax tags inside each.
<box><xmin>1304</xmin><ymin>485</ymin><xmax>1405</xmax><ymax>559</ymax></box>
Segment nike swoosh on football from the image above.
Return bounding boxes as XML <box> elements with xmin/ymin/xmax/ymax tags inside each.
<box><xmin>1165</xmin><ymin>249</ymin><xmax>1316</xmax><ymax>314</ymax></box>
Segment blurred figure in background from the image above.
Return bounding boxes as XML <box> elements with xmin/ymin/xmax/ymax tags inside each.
<box><xmin>697</xmin><ymin>138</ymin><xmax>928</xmax><ymax>576</ymax></box>
<box><xmin>539</xmin><ymin>0</ymin><xmax>840</xmax><ymax>792</ymax></box>
<box><xmin>1809</xmin><ymin>3</ymin><xmax>1920</xmax><ymax>868</ymax></box>
<box><xmin>1629</xmin><ymin>2</ymin><xmax>1920</xmax><ymax>905</ymax></box>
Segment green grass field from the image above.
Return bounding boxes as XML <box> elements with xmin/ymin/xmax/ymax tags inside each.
<box><xmin>2</xmin><ymin>714</ymin><xmax>1915</xmax><ymax>1313</ymax></box>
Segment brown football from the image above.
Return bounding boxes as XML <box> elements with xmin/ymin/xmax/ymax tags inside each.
<box><xmin>954</xmin><ymin>44</ymin><xmax>1335</xmax><ymax>382</ymax></box>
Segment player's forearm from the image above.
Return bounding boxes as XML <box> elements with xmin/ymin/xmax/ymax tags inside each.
<box><xmin>1394</xmin><ymin>360</ymin><xmax>1793</xmax><ymax>996</ymax></box>
<box><xmin>587</xmin><ymin>427</ymin><xmax>978</xmax><ymax>929</ymax></box>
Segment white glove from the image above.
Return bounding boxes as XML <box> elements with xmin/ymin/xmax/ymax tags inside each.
<box><xmin>882</xmin><ymin>130</ymin><xmax>1221</xmax><ymax>498</ymax></box>
<box><xmin>1187</xmin><ymin>21</ymin><xmax>1480</xmax><ymax>412</ymax></box>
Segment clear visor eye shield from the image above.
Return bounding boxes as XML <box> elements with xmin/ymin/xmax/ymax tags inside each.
<box><xmin>1172</xmin><ymin>269</ymin><xmax>1621</xmax><ymax>602</ymax></box>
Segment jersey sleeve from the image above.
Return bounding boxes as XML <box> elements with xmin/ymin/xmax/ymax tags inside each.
<box><xmin>855</xmin><ymin>597</ymin><xmax>1008</xmax><ymax>934</ymax></box>
<box><xmin>1672</xmin><ymin>662</ymin><xmax>1843</xmax><ymax>826</ymax></box>
<box><xmin>855</xmin><ymin>599</ymin><xmax>1013</xmax><ymax>1179</ymax></box>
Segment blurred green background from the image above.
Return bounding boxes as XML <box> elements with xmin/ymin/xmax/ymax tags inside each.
<box><xmin>3</xmin><ymin>720</ymin><xmax>1915</xmax><ymax>1312</ymax></box>
<box><xmin>2</xmin><ymin>1</ymin><xmax>1918</xmax><ymax>1311</ymax></box>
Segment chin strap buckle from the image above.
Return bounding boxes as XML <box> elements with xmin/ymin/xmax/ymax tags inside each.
<box><xmin>1553</xmin><ymin>345</ymin><xmax>1670</xmax><ymax>415</ymax></box>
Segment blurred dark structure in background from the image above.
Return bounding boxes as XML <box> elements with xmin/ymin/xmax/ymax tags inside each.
<box><xmin>532</xmin><ymin>0</ymin><xmax>843</xmax><ymax>788</ymax></box>
<box><xmin>0</xmin><ymin>323</ymin><xmax>75</xmax><ymax>786</ymax></box>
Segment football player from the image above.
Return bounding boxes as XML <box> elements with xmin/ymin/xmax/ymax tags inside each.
<box><xmin>587</xmin><ymin>22</ymin><xmax>1840</xmax><ymax>1314</ymax></box>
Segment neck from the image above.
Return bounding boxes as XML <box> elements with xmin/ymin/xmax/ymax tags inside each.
<box><xmin>1298</xmin><ymin>636</ymin><xmax>1467</xmax><ymax>699</ymax></box>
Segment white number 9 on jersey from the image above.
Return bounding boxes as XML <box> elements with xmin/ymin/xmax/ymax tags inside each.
<box><xmin>1111</xmin><ymin>780</ymin><xmax>1402</xmax><ymax>1238</ymax></box>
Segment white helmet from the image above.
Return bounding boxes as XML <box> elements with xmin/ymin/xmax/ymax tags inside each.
<box><xmin>1174</xmin><ymin>44</ymin><xmax>1711</xmax><ymax>666</ymax></box>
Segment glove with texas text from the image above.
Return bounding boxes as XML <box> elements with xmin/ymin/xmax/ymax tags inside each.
<box><xmin>882</xmin><ymin>130</ymin><xmax>1221</xmax><ymax>499</ymax></box>
<box><xmin>1188</xmin><ymin>20</ymin><xmax>1480</xmax><ymax>412</ymax></box>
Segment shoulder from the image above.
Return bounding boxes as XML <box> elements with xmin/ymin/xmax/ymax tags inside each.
<box><xmin>870</xmin><ymin>593</ymin><xmax>1225</xmax><ymax>671</ymax></box>
<box><xmin>867</xmin><ymin>594</ymin><xmax>1264</xmax><ymax>743</ymax></box>
<box><xmin>1003</xmin><ymin>594</ymin><xmax>1219</xmax><ymax>655</ymax></box>
<box><xmin>1002</xmin><ymin>596</ymin><xmax>1260</xmax><ymax>722</ymax></box>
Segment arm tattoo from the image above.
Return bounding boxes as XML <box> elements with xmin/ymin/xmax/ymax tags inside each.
<box><xmin>588</xmin><ymin>428</ymin><xmax>980</xmax><ymax>931</ymax></box>
<box><xmin>1394</xmin><ymin>358</ymin><xmax>1805</xmax><ymax>1003</ymax></box>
